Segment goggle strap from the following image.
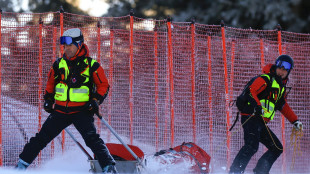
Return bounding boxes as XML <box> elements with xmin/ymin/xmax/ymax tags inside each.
<box><xmin>60</xmin><ymin>35</ymin><xmax>83</xmax><ymax>45</ymax></box>
<box><xmin>72</xmin><ymin>35</ymin><xmax>83</xmax><ymax>43</ymax></box>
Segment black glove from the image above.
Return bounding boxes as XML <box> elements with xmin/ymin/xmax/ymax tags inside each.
<box><xmin>254</xmin><ymin>105</ymin><xmax>263</xmax><ymax>117</ymax></box>
<box><xmin>44</xmin><ymin>99</ymin><xmax>54</xmax><ymax>113</ymax></box>
<box><xmin>88</xmin><ymin>99</ymin><xmax>99</xmax><ymax>114</ymax></box>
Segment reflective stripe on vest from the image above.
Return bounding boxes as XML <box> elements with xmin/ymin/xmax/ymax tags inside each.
<box><xmin>55</xmin><ymin>83</ymin><xmax>68</xmax><ymax>101</ymax></box>
<box><xmin>54</xmin><ymin>57</ymin><xmax>96</xmax><ymax>102</ymax></box>
<box><xmin>55</xmin><ymin>87</ymin><xmax>65</xmax><ymax>93</ymax></box>
<box><xmin>260</xmin><ymin>74</ymin><xmax>285</xmax><ymax>120</ymax></box>
<box><xmin>72</xmin><ymin>88</ymin><xmax>88</xmax><ymax>93</ymax></box>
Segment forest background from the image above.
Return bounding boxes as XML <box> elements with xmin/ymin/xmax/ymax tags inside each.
<box><xmin>1</xmin><ymin>0</ymin><xmax>310</xmax><ymax>33</ymax></box>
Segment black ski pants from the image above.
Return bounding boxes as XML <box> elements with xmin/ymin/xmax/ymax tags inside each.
<box><xmin>229</xmin><ymin>115</ymin><xmax>283</xmax><ymax>174</ymax></box>
<box><xmin>19</xmin><ymin>110</ymin><xmax>115</xmax><ymax>168</ymax></box>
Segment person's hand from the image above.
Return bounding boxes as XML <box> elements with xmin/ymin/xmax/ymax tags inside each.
<box><xmin>44</xmin><ymin>99</ymin><xmax>54</xmax><ymax>113</ymax></box>
<box><xmin>254</xmin><ymin>105</ymin><xmax>263</xmax><ymax>117</ymax></box>
<box><xmin>293</xmin><ymin>120</ymin><xmax>303</xmax><ymax>131</ymax></box>
<box><xmin>88</xmin><ymin>99</ymin><xmax>99</xmax><ymax>114</ymax></box>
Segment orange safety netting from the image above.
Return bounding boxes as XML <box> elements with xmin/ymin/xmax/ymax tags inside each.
<box><xmin>0</xmin><ymin>11</ymin><xmax>309</xmax><ymax>173</ymax></box>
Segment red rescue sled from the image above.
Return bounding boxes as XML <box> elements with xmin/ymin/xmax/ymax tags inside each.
<box><xmin>106</xmin><ymin>143</ymin><xmax>144</xmax><ymax>161</ymax></box>
<box><xmin>89</xmin><ymin>143</ymin><xmax>145</xmax><ymax>173</ymax></box>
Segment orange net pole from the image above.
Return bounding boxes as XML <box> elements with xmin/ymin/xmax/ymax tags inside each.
<box><xmin>50</xmin><ymin>24</ymin><xmax>57</xmax><ymax>159</ymax></box>
<box><xmin>52</xmin><ymin>25</ymin><xmax>57</xmax><ymax>62</ymax></box>
<box><xmin>190</xmin><ymin>22</ymin><xmax>196</xmax><ymax>143</ymax></box>
<box><xmin>0</xmin><ymin>10</ymin><xmax>2</xmax><ymax>167</ymax></box>
<box><xmin>207</xmin><ymin>35</ymin><xmax>213</xmax><ymax>170</ymax></box>
<box><xmin>60</xmin><ymin>11</ymin><xmax>65</xmax><ymax>153</ymax></box>
<box><xmin>229</xmin><ymin>40</ymin><xmax>236</xmax><ymax>107</ymax></box>
<box><xmin>108</xmin><ymin>28</ymin><xmax>114</xmax><ymax>142</ymax></box>
<box><xmin>164</xmin><ymin>57</ymin><xmax>169</xmax><ymax>147</ymax></box>
<box><xmin>154</xmin><ymin>29</ymin><xmax>159</xmax><ymax>151</ymax></box>
<box><xmin>38</xmin><ymin>18</ymin><xmax>43</xmax><ymax>165</ymax></box>
<box><xmin>260</xmin><ymin>38</ymin><xmax>265</xmax><ymax>72</ymax></box>
<box><xmin>97</xmin><ymin>22</ymin><xmax>101</xmax><ymax>64</ymax></box>
<box><xmin>278</xmin><ymin>28</ymin><xmax>287</xmax><ymax>174</ymax></box>
<box><xmin>96</xmin><ymin>22</ymin><xmax>101</xmax><ymax>133</ymax></box>
<box><xmin>129</xmin><ymin>15</ymin><xmax>134</xmax><ymax>145</ymax></box>
<box><xmin>278</xmin><ymin>29</ymin><xmax>282</xmax><ymax>55</ymax></box>
<box><xmin>221</xmin><ymin>24</ymin><xmax>231</xmax><ymax>169</ymax></box>
<box><xmin>167</xmin><ymin>19</ymin><xmax>175</xmax><ymax>147</ymax></box>
<box><xmin>164</xmin><ymin>24</ymin><xmax>171</xmax><ymax>147</ymax></box>
<box><xmin>60</xmin><ymin>11</ymin><xmax>64</xmax><ymax>56</ymax></box>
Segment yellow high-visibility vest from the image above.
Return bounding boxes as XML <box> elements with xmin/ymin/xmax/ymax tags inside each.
<box><xmin>259</xmin><ymin>74</ymin><xmax>285</xmax><ymax>120</ymax></box>
<box><xmin>54</xmin><ymin>57</ymin><xmax>96</xmax><ymax>102</ymax></box>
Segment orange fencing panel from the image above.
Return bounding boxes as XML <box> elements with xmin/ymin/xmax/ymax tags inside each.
<box><xmin>0</xmin><ymin>11</ymin><xmax>309</xmax><ymax>173</ymax></box>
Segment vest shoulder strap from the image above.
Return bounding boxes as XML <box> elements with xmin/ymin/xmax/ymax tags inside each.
<box><xmin>257</xmin><ymin>74</ymin><xmax>273</xmax><ymax>98</ymax></box>
<box><xmin>260</xmin><ymin>74</ymin><xmax>272</xmax><ymax>87</ymax></box>
<box><xmin>53</xmin><ymin>58</ymin><xmax>61</xmax><ymax>71</ymax></box>
<box><xmin>87</xmin><ymin>57</ymin><xmax>99</xmax><ymax>72</ymax></box>
<box><xmin>52</xmin><ymin>58</ymin><xmax>63</xmax><ymax>81</ymax></box>
<box><xmin>86</xmin><ymin>57</ymin><xmax>96</xmax><ymax>97</ymax></box>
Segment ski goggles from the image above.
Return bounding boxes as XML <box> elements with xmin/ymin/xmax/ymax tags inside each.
<box><xmin>60</xmin><ymin>36</ymin><xmax>74</xmax><ymax>45</ymax></box>
<box><xmin>60</xmin><ymin>35</ymin><xmax>83</xmax><ymax>45</ymax></box>
<box><xmin>276</xmin><ymin>60</ymin><xmax>292</xmax><ymax>71</ymax></box>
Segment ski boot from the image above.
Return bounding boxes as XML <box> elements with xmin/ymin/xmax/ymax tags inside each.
<box><xmin>102</xmin><ymin>164</ymin><xmax>118</xmax><ymax>174</ymax></box>
<box><xmin>15</xmin><ymin>158</ymin><xmax>29</xmax><ymax>170</ymax></box>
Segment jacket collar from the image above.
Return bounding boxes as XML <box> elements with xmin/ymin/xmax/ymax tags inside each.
<box><xmin>263</xmin><ymin>63</ymin><xmax>288</xmax><ymax>85</ymax></box>
<box><xmin>64</xmin><ymin>43</ymin><xmax>90</xmax><ymax>61</ymax></box>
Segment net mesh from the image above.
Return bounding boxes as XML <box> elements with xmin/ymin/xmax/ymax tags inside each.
<box><xmin>1</xmin><ymin>12</ymin><xmax>309</xmax><ymax>173</ymax></box>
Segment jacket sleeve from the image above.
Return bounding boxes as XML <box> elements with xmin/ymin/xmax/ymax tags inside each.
<box><xmin>279</xmin><ymin>98</ymin><xmax>298</xmax><ymax>123</ymax></box>
<box><xmin>248</xmin><ymin>76</ymin><xmax>268</xmax><ymax>106</ymax></box>
<box><xmin>92</xmin><ymin>62</ymin><xmax>109</xmax><ymax>104</ymax></box>
<box><xmin>44</xmin><ymin>67</ymin><xmax>56</xmax><ymax>101</ymax></box>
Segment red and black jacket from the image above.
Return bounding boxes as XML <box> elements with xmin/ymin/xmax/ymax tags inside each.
<box><xmin>44</xmin><ymin>43</ymin><xmax>109</xmax><ymax>114</ymax></box>
<box><xmin>241</xmin><ymin>64</ymin><xmax>298</xmax><ymax>123</ymax></box>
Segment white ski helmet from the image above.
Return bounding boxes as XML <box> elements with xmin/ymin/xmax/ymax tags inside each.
<box><xmin>60</xmin><ymin>28</ymin><xmax>84</xmax><ymax>47</ymax></box>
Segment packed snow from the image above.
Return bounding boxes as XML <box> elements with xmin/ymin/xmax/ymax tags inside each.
<box><xmin>0</xmin><ymin>146</ymin><xmax>197</xmax><ymax>174</ymax></box>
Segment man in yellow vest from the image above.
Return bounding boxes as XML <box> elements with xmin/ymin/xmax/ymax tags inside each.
<box><xmin>230</xmin><ymin>55</ymin><xmax>302</xmax><ymax>174</ymax></box>
<box><xmin>16</xmin><ymin>28</ymin><xmax>117</xmax><ymax>173</ymax></box>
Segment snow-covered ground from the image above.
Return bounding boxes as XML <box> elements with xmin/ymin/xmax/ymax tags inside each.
<box><xmin>0</xmin><ymin>95</ymin><xmax>199</xmax><ymax>174</ymax></box>
<box><xmin>0</xmin><ymin>147</ymin><xmax>197</xmax><ymax>174</ymax></box>
<box><xmin>0</xmin><ymin>148</ymin><xmax>91</xmax><ymax>174</ymax></box>
<box><xmin>2</xmin><ymin>96</ymin><xmax>304</xmax><ymax>174</ymax></box>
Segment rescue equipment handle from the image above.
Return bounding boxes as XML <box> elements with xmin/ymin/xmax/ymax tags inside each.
<box><xmin>95</xmin><ymin>111</ymin><xmax>146</xmax><ymax>169</ymax></box>
<box><xmin>65</xmin><ymin>128</ymin><xmax>94</xmax><ymax>160</ymax></box>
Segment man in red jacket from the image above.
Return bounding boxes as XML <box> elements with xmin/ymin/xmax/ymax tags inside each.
<box><xmin>16</xmin><ymin>28</ymin><xmax>117</xmax><ymax>173</ymax></box>
<box><xmin>229</xmin><ymin>55</ymin><xmax>303</xmax><ymax>174</ymax></box>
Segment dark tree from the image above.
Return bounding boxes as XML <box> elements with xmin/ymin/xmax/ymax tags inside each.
<box><xmin>26</xmin><ymin>0</ymin><xmax>87</xmax><ymax>15</ymax></box>
<box><xmin>105</xmin><ymin>0</ymin><xmax>310</xmax><ymax>33</ymax></box>
<box><xmin>0</xmin><ymin>0</ymin><xmax>17</xmax><ymax>12</ymax></box>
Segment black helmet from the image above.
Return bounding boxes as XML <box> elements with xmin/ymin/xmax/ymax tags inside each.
<box><xmin>275</xmin><ymin>55</ymin><xmax>294</xmax><ymax>71</ymax></box>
